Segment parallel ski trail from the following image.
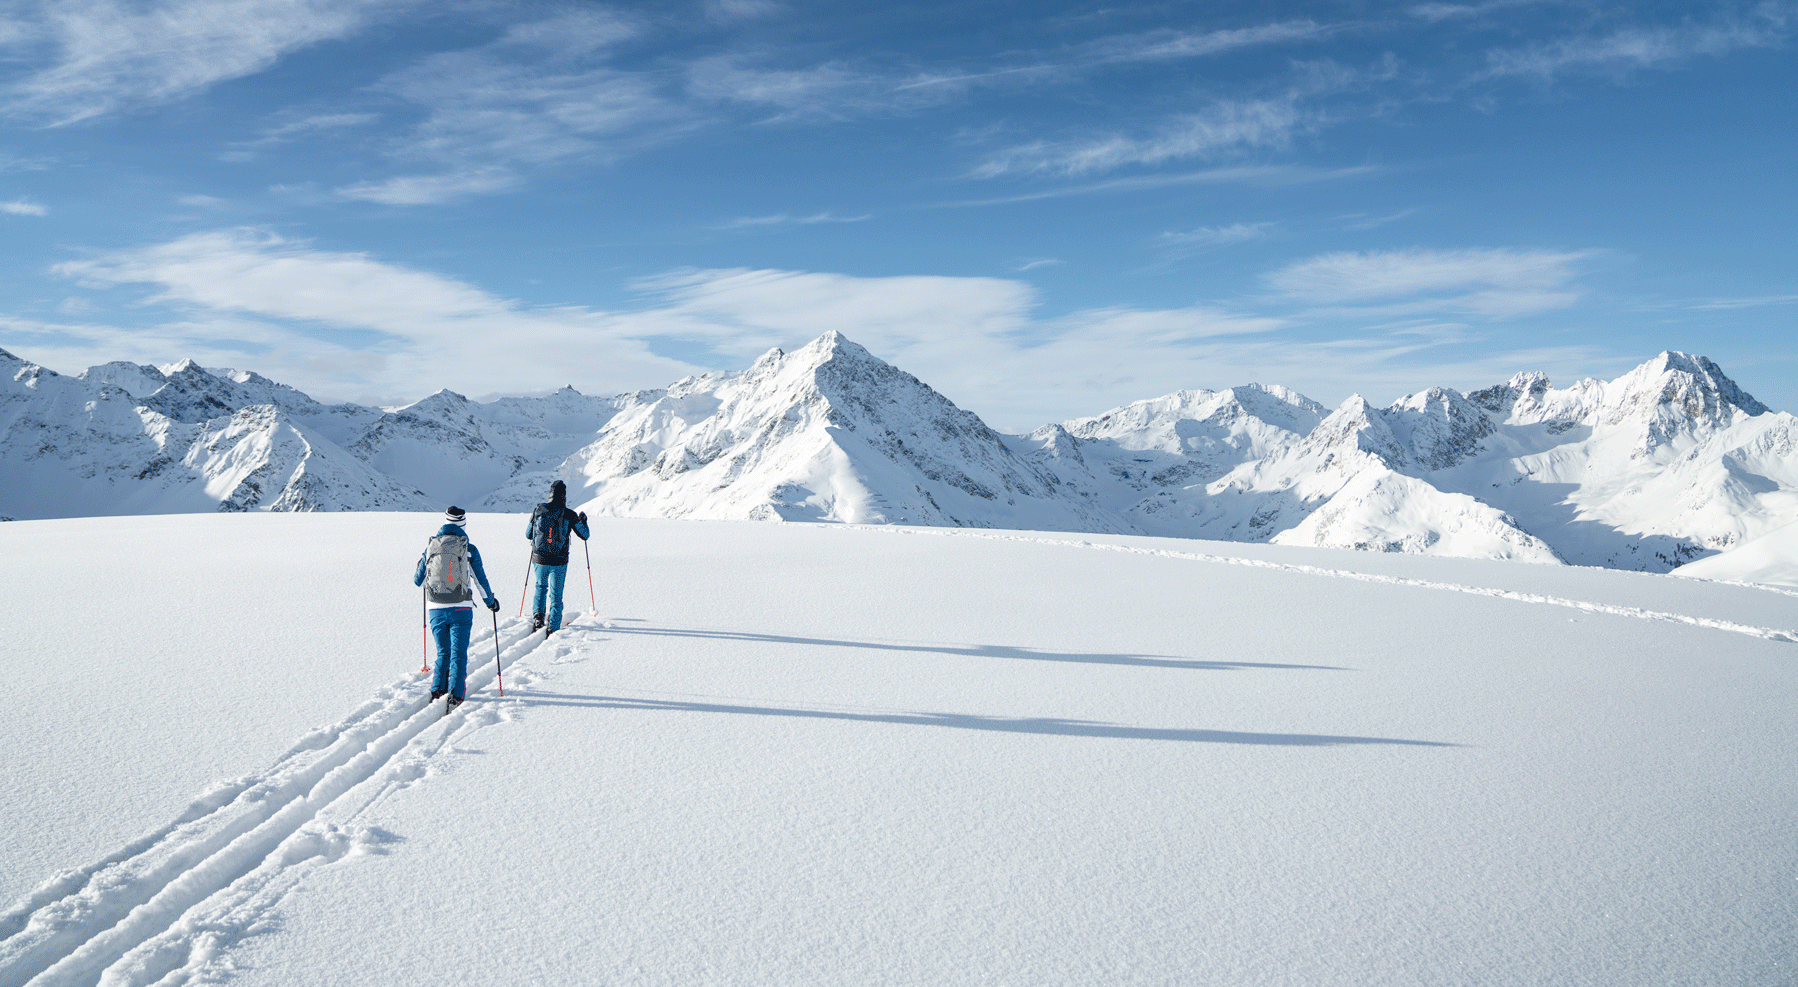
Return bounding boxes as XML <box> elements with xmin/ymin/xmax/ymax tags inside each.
<box><xmin>0</xmin><ymin>613</ymin><xmax>572</xmax><ymax>987</ymax></box>
<box><xmin>853</xmin><ymin>526</ymin><xmax>1798</xmax><ymax>646</ymax></box>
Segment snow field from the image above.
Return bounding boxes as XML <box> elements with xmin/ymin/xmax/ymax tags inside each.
<box><xmin>3</xmin><ymin>514</ymin><xmax>1797</xmax><ymax>985</ymax></box>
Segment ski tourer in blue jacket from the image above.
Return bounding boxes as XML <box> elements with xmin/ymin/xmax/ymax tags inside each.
<box><xmin>413</xmin><ymin>506</ymin><xmax>499</xmax><ymax>708</ymax></box>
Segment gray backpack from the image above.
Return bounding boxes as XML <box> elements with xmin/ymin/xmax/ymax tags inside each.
<box><xmin>423</xmin><ymin>532</ymin><xmax>473</xmax><ymax>605</ymax></box>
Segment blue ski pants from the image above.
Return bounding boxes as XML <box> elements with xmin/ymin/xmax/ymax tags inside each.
<box><xmin>531</xmin><ymin>563</ymin><xmax>569</xmax><ymax>631</ymax></box>
<box><xmin>428</xmin><ymin>607</ymin><xmax>473</xmax><ymax>700</ymax></box>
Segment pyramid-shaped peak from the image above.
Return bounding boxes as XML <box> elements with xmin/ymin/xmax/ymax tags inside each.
<box><xmin>161</xmin><ymin>358</ymin><xmax>209</xmax><ymax>377</ymax></box>
<box><xmin>792</xmin><ymin>331</ymin><xmax>880</xmax><ymax>367</ymax></box>
<box><xmin>404</xmin><ymin>388</ymin><xmax>471</xmax><ymax>412</ymax></box>
<box><xmin>1611</xmin><ymin>350</ymin><xmax>1767</xmax><ymax>417</ymax></box>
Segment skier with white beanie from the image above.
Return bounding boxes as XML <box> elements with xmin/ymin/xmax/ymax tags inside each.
<box><xmin>413</xmin><ymin>506</ymin><xmax>500</xmax><ymax>709</ymax></box>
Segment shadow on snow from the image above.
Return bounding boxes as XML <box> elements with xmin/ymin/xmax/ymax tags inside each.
<box><xmin>514</xmin><ymin>691</ymin><xmax>1460</xmax><ymax>747</ymax></box>
<box><xmin>595</xmin><ymin>621</ymin><xmax>1350</xmax><ymax>673</ymax></box>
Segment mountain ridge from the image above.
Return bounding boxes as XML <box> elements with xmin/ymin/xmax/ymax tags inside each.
<box><xmin>4</xmin><ymin>336</ymin><xmax>1793</xmax><ymax>574</ymax></box>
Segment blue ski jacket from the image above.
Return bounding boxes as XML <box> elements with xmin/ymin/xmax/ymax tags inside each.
<box><xmin>414</xmin><ymin>523</ymin><xmax>499</xmax><ymax>610</ymax></box>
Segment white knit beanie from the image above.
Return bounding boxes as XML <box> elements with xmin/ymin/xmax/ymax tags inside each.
<box><xmin>444</xmin><ymin>506</ymin><xmax>467</xmax><ymax>525</ymax></box>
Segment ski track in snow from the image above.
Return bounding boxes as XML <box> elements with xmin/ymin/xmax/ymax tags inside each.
<box><xmin>847</xmin><ymin>525</ymin><xmax>1798</xmax><ymax>646</ymax></box>
<box><xmin>0</xmin><ymin>614</ymin><xmax>569</xmax><ymax>987</ymax></box>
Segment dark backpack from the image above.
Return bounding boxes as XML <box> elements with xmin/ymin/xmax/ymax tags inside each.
<box><xmin>530</xmin><ymin>504</ymin><xmax>570</xmax><ymax>559</ymax></box>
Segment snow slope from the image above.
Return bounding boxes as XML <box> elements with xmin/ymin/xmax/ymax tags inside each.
<box><xmin>1676</xmin><ymin>519</ymin><xmax>1798</xmax><ymax>589</ymax></box>
<box><xmin>2</xmin><ymin>513</ymin><xmax>1795</xmax><ymax>986</ymax></box>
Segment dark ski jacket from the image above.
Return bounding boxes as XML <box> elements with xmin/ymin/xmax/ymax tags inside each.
<box><xmin>527</xmin><ymin>501</ymin><xmax>590</xmax><ymax>567</ymax></box>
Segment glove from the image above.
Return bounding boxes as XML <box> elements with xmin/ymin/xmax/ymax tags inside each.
<box><xmin>578</xmin><ymin>511</ymin><xmax>587</xmax><ymax>523</ymax></box>
<box><xmin>486</xmin><ymin>599</ymin><xmax>500</xmax><ymax>612</ymax></box>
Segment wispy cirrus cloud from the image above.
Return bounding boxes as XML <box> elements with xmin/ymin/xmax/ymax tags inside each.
<box><xmin>2</xmin><ymin>199</ymin><xmax>49</xmax><ymax>216</ymax></box>
<box><xmin>1408</xmin><ymin>0</ymin><xmax>1551</xmax><ymax>23</ymax></box>
<box><xmin>1339</xmin><ymin>208</ymin><xmax>1420</xmax><ymax>230</ymax></box>
<box><xmin>331</xmin><ymin>10</ymin><xmax>689</xmax><ymax>205</ymax></box>
<box><xmin>1078</xmin><ymin>19</ymin><xmax>1332</xmax><ymax>65</ymax></box>
<box><xmin>697</xmin><ymin>17</ymin><xmax>1337</xmax><ymax>123</ymax></box>
<box><xmin>1481</xmin><ymin>12</ymin><xmax>1790</xmax><ymax>81</ymax></box>
<box><xmin>717</xmin><ymin>212</ymin><xmax>872</xmax><ymax>229</ymax></box>
<box><xmin>1160</xmin><ymin>223</ymin><xmax>1272</xmax><ymax>248</ymax></box>
<box><xmin>967</xmin><ymin>52</ymin><xmax>1396</xmax><ymax>179</ymax></box>
<box><xmin>689</xmin><ymin>58</ymin><xmax>956</xmax><ymax>121</ymax></box>
<box><xmin>1685</xmin><ymin>294</ymin><xmax>1798</xmax><ymax>310</ymax></box>
<box><xmin>935</xmin><ymin>164</ymin><xmax>1378</xmax><ymax>208</ymax></box>
<box><xmin>1266</xmin><ymin>247</ymin><xmax>1595</xmax><ymax>317</ymax></box>
<box><xmin>972</xmin><ymin>98</ymin><xmax>1309</xmax><ymax>178</ymax></box>
<box><xmin>334</xmin><ymin>168</ymin><xmax>519</xmax><ymax>206</ymax></box>
<box><xmin>0</xmin><ymin>0</ymin><xmax>411</xmax><ymax>125</ymax></box>
<box><xmin>705</xmin><ymin>0</ymin><xmax>786</xmax><ymax>20</ymax></box>
<box><xmin>222</xmin><ymin>112</ymin><xmax>379</xmax><ymax>162</ymax></box>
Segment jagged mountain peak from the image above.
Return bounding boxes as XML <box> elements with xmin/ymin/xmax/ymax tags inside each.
<box><xmin>140</xmin><ymin>360</ymin><xmax>259</xmax><ymax>423</ymax></box>
<box><xmin>1467</xmin><ymin>371</ymin><xmax>1552</xmax><ymax>418</ymax></box>
<box><xmin>1604</xmin><ymin>350</ymin><xmax>1768</xmax><ymax>423</ymax></box>
<box><xmin>1382</xmin><ymin>386</ymin><xmax>1495</xmax><ymax>471</ymax></box>
<box><xmin>1307</xmin><ymin>394</ymin><xmax>1409</xmax><ymax>469</ymax></box>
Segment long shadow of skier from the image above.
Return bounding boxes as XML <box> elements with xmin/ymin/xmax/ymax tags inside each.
<box><xmin>513</xmin><ymin>691</ymin><xmax>1461</xmax><ymax>747</ymax></box>
<box><xmin>590</xmin><ymin>622</ymin><xmax>1349</xmax><ymax>672</ymax></box>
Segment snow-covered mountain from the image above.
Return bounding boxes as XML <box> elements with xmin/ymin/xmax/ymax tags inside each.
<box><xmin>352</xmin><ymin>386</ymin><xmax>652</xmax><ymax>508</ymax></box>
<box><xmin>4</xmin><ymin>338</ymin><xmax>1794</xmax><ymax>575</ymax></box>
<box><xmin>1112</xmin><ymin>351</ymin><xmax>1796</xmax><ymax>570</ymax></box>
<box><xmin>2</xmin><ymin>350</ymin><xmax>429</xmax><ymax>517</ymax></box>
<box><xmin>506</xmin><ymin>332</ymin><xmax>1127</xmax><ymax>532</ymax></box>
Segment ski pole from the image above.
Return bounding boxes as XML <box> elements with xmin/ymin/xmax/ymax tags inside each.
<box><xmin>517</xmin><ymin>556</ymin><xmax>531</xmax><ymax>618</ymax></box>
<box><xmin>419</xmin><ymin>586</ymin><xmax>429</xmax><ymax>674</ymax></box>
<box><xmin>584</xmin><ymin>537</ymin><xmax>596</xmax><ymax>612</ymax></box>
<box><xmin>492</xmin><ymin>607</ymin><xmax>504</xmax><ymax>697</ymax></box>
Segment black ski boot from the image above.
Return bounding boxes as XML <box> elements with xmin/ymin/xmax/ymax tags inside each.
<box><xmin>429</xmin><ymin>689</ymin><xmax>446</xmax><ymax>701</ymax></box>
<box><xmin>532</xmin><ymin>613</ymin><xmax>545</xmax><ymax>631</ymax></box>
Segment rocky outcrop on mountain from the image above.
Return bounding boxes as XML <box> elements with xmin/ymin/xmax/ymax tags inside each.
<box><xmin>3</xmin><ymin>339</ymin><xmax>1794</xmax><ymax>576</ymax></box>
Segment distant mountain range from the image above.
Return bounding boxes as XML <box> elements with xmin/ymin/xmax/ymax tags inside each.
<box><xmin>5</xmin><ymin>333</ymin><xmax>1795</xmax><ymax>573</ymax></box>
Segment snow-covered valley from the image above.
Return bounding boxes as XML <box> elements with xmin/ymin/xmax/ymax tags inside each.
<box><xmin>6</xmin><ymin>334</ymin><xmax>1798</xmax><ymax>579</ymax></box>
<box><xmin>2</xmin><ymin>512</ymin><xmax>1794</xmax><ymax>986</ymax></box>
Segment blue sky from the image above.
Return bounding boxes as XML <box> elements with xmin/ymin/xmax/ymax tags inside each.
<box><xmin>1</xmin><ymin>0</ymin><xmax>1793</xmax><ymax>430</ymax></box>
